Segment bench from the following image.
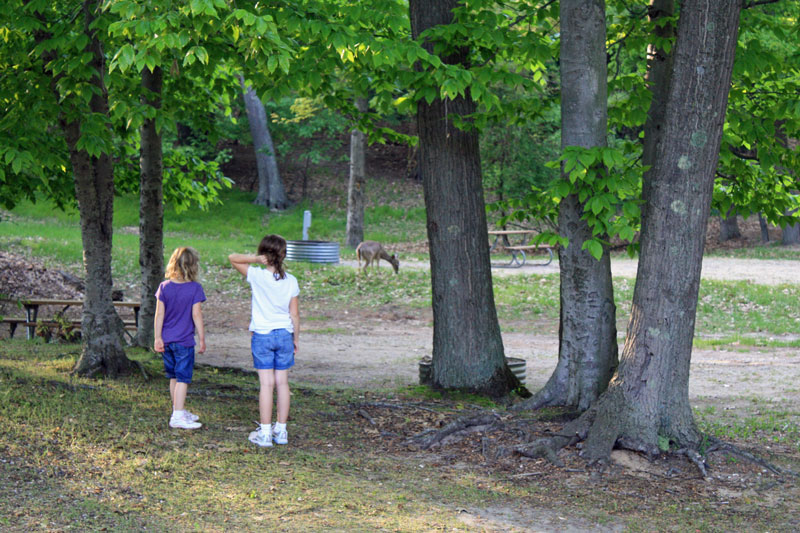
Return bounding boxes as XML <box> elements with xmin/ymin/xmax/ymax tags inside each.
<box><xmin>501</xmin><ymin>244</ymin><xmax>554</xmax><ymax>267</ymax></box>
<box><xmin>488</xmin><ymin>230</ymin><xmax>554</xmax><ymax>268</ymax></box>
<box><xmin>1</xmin><ymin>299</ymin><xmax>141</xmax><ymax>340</ymax></box>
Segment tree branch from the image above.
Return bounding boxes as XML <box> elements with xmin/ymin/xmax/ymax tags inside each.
<box><xmin>729</xmin><ymin>144</ymin><xmax>759</xmax><ymax>161</ymax></box>
<box><xmin>743</xmin><ymin>0</ymin><xmax>781</xmax><ymax>8</ymax></box>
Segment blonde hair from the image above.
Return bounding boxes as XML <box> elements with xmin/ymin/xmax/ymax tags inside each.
<box><xmin>165</xmin><ymin>247</ymin><xmax>199</xmax><ymax>282</ymax></box>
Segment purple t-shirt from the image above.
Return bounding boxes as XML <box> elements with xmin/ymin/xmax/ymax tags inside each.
<box><xmin>155</xmin><ymin>280</ymin><xmax>206</xmax><ymax>347</ymax></box>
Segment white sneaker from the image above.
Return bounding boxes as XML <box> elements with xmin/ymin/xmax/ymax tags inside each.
<box><xmin>272</xmin><ymin>426</ymin><xmax>288</xmax><ymax>445</ymax></box>
<box><xmin>249</xmin><ymin>428</ymin><xmax>273</xmax><ymax>448</ymax></box>
<box><xmin>185</xmin><ymin>411</ymin><xmax>200</xmax><ymax>422</ymax></box>
<box><xmin>169</xmin><ymin>412</ymin><xmax>202</xmax><ymax>429</ymax></box>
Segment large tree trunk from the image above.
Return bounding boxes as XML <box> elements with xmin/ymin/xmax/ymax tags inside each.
<box><xmin>518</xmin><ymin>0</ymin><xmax>617</xmax><ymax>411</ymax></box>
<box><xmin>135</xmin><ymin>66</ymin><xmax>164</xmax><ymax>348</ymax></box>
<box><xmin>239</xmin><ymin>76</ymin><xmax>287</xmax><ymax>209</ymax></box>
<box><xmin>64</xmin><ymin>1</ymin><xmax>131</xmax><ymax>377</ymax></box>
<box><xmin>718</xmin><ymin>205</ymin><xmax>741</xmax><ymax>242</ymax></box>
<box><xmin>345</xmin><ymin>98</ymin><xmax>368</xmax><ymax>249</ymax></box>
<box><xmin>409</xmin><ymin>0</ymin><xmax>516</xmax><ymax>397</ymax></box>
<box><xmin>579</xmin><ymin>0</ymin><xmax>741</xmax><ymax>461</ymax></box>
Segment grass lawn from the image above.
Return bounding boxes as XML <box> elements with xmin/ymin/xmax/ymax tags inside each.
<box><xmin>2</xmin><ymin>342</ymin><xmax>799</xmax><ymax>532</ymax></box>
<box><xmin>2</xmin><ymin>187</ymin><xmax>800</xmax><ymax>531</ymax></box>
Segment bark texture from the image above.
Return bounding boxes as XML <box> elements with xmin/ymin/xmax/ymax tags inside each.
<box><xmin>239</xmin><ymin>76</ymin><xmax>287</xmax><ymax>209</ymax></box>
<box><xmin>581</xmin><ymin>0</ymin><xmax>742</xmax><ymax>461</ymax></box>
<box><xmin>641</xmin><ymin>0</ymin><xmax>675</xmax><ymax>174</ymax></box>
<box><xmin>136</xmin><ymin>66</ymin><xmax>164</xmax><ymax>348</ymax></box>
<box><xmin>62</xmin><ymin>1</ymin><xmax>131</xmax><ymax>377</ymax></box>
<box><xmin>345</xmin><ymin>98</ymin><xmax>368</xmax><ymax>249</ymax></box>
<box><xmin>519</xmin><ymin>0</ymin><xmax>617</xmax><ymax>411</ymax></box>
<box><xmin>409</xmin><ymin>0</ymin><xmax>515</xmax><ymax>397</ymax></box>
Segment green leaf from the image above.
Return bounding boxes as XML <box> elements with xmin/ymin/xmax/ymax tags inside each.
<box><xmin>584</xmin><ymin>239</ymin><xmax>603</xmax><ymax>260</ymax></box>
<box><xmin>117</xmin><ymin>44</ymin><xmax>135</xmax><ymax>72</ymax></box>
<box><xmin>193</xmin><ymin>46</ymin><xmax>209</xmax><ymax>65</ymax></box>
<box><xmin>11</xmin><ymin>154</ymin><xmax>22</xmax><ymax>174</ymax></box>
<box><xmin>578</xmin><ymin>151</ymin><xmax>595</xmax><ymax>169</ymax></box>
<box><xmin>552</xmin><ymin>180</ymin><xmax>569</xmax><ymax>198</ymax></box>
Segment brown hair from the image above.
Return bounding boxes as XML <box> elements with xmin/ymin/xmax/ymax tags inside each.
<box><xmin>257</xmin><ymin>234</ymin><xmax>287</xmax><ymax>280</ymax></box>
<box><xmin>165</xmin><ymin>247</ymin><xmax>200</xmax><ymax>282</ymax></box>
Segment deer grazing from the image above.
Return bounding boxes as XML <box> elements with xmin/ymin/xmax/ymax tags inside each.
<box><xmin>355</xmin><ymin>240</ymin><xmax>399</xmax><ymax>274</ymax></box>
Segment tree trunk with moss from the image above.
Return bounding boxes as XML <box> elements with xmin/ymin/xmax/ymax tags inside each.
<box><xmin>579</xmin><ymin>0</ymin><xmax>741</xmax><ymax>460</ymax></box>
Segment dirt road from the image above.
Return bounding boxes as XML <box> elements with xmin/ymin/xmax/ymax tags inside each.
<box><xmin>202</xmin><ymin>255</ymin><xmax>800</xmax><ymax>405</ymax></box>
<box><xmin>344</xmin><ymin>256</ymin><xmax>800</xmax><ymax>285</ymax></box>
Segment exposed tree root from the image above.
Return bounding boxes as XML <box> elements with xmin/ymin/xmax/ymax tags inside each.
<box><xmin>351</xmin><ymin>401</ymin><xmax>404</xmax><ymax>411</ymax></box>
<box><xmin>706</xmin><ymin>437</ymin><xmax>798</xmax><ymax>478</ymax></box>
<box><xmin>509</xmin><ymin>414</ymin><xmax>593</xmax><ymax>467</ymax></box>
<box><xmin>406</xmin><ymin>413</ymin><xmax>501</xmax><ymax>450</ymax></box>
<box><xmin>134</xmin><ymin>360</ymin><xmax>149</xmax><ymax>380</ymax></box>
<box><xmin>357</xmin><ymin>409</ymin><xmax>376</xmax><ymax>426</ymax></box>
<box><xmin>676</xmin><ymin>447</ymin><xmax>709</xmax><ymax>478</ymax></box>
<box><xmin>616</xmin><ymin>437</ymin><xmax>661</xmax><ymax>462</ymax></box>
<box><xmin>512</xmin><ymin>385</ymin><xmax>560</xmax><ymax>412</ymax></box>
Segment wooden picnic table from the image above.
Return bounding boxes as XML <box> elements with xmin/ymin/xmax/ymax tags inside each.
<box><xmin>488</xmin><ymin>230</ymin><xmax>554</xmax><ymax>268</ymax></box>
<box><xmin>1</xmin><ymin>298</ymin><xmax>141</xmax><ymax>340</ymax></box>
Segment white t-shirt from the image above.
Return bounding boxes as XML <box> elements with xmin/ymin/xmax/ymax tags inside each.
<box><xmin>247</xmin><ymin>266</ymin><xmax>300</xmax><ymax>334</ymax></box>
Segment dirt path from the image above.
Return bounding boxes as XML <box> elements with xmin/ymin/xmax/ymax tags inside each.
<box><xmin>343</xmin><ymin>256</ymin><xmax>800</xmax><ymax>285</ymax></box>
<box><xmin>202</xmin><ymin>256</ymin><xmax>800</xmax><ymax>406</ymax></box>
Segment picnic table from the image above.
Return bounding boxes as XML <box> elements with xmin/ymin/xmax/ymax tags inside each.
<box><xmin>488</xmin><ymin>230</ymin><xmax>554</xmax><ymax>268</ymax></box>
<box><xmin>1</xmin><ymin>298</ymin><xmax>141</xmax><ymax>340</ymax></box>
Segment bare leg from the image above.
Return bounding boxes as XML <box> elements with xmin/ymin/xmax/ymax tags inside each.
<box><xmin>257</xmin><ymin>369</ymin><xmax>276</xmax><ymax>425</ymax></box>
<box><xmin>173</xmin><ymin>382</ymin><xmax>188</xmax><ymax>411</ymax></box>
<box><xmin>275</xmin><ymin>369</ymin><xmax>291</xmax><ymax>424</ymax></box>
<box><xmin>169</xmin><ymin>378</ymin><xmax>176</xmax><ymax>406</ymax></box>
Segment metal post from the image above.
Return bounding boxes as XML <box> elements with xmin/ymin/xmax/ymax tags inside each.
<box><xmin>302</xmin><ymin>210</ymin><xmax>312</xmax><ymax>241</ymax></box>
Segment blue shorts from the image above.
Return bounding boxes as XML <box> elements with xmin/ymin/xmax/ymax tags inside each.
<box><xmin>162</xmin><ymin>343</ymin><xmax>195</xmax><ymax>383</ymax></box>
<box><xmin>252</xmin><ymin>329</ymin><xmax>295</xmax><ymax>370</ymax></box>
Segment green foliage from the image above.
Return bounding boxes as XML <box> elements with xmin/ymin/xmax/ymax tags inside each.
<box><xmin>265</xmin><ymin>97</ymin><xmax>348</xmax><ymax>172</ymax></box>
<box><xmin>498</xmin><ymin>144</ymin><xmax>643</xmax><ymax>260</ymax></box>
<box><xmin>0</xmin><ymin>0</ymin><xmax>102</xmax><ymax>209</ymax></box>
<box><xmin>716</xmin><ymin>3</ymin><xmax>800</xmax><ymax>227</ymax></box>
<box><xmin>482</xmin><ymin>105</ymin><xmax>560</xmax><ymax>214</ymax></box>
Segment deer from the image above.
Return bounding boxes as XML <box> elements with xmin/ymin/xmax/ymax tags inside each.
<box><xmin>355</xmin><ymin>240</ymin><xmax>399</xmax><ymax>274</ymax></box>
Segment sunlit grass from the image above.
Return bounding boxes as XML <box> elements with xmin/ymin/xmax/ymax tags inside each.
<box><xmin>707</xmin><ymin>243</ymin><xmax>800</xmax><ymax>260</ymax></box>
<box><xmin>695</xmin><ymin>399</ymin><xmax>800</xmax><ymax>452</ymax></box>
<box><xmin>0</xmin><ymin>341</ymin><xmax>543</xmax><ymax>532</ymax></box>
<box><xmin>1</xmin><ymin>342</ymin><xmax>797</xmax><ymax>531</ymax></box>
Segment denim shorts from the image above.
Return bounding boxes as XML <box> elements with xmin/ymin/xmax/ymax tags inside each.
<box><xmin>251</xmin><ymin>329</ymin><xmax>295</xmax><ymax>370</ymax></box>
<box><xmin>162</xmin><ymin>343</ymin><xmax>195</xmax><ymax>383</ymax></box>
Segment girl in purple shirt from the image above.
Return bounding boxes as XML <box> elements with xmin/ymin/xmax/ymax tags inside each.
<box><xmin>154</xmin><ymin>247</ymin><xmax>206</xmax><ymax>430</ymax></box>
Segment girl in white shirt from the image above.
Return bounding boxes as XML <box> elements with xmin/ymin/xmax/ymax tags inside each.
<box><xmin>229</xmin><ymin>235</ymin><xmax>299</xmax><ymax>447</ymax></box>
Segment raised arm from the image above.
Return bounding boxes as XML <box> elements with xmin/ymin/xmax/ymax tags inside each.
<box><xmin>228</xmin><ymin>253</ymin><xmax>266</xmax><ymax>277</ymax></box>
